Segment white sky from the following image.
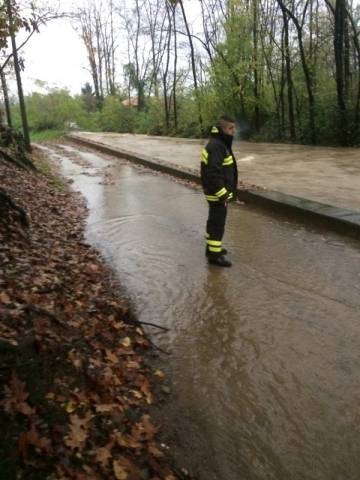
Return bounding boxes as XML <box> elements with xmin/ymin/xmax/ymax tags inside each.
<box><xmin>14</xmin><ymin>0</ymin><xmax>93</xmax><ymax>96</ymax></box>
<box><xmin>8</xmin><ymin>0</ymin><xmax>203</xmax><ymax>97</ymax></box>
<box><xmin>7</xmin><ymin>0</ymin><xmax>360</xmax><ymax>98</ymax></box>
<box><xmin>19</xmin><ymin>17</ymin><xmax>90</xmax><ymax>95</ymax></box>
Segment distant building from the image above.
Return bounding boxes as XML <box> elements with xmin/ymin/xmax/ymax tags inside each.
<box><xmin>121</xmin><ymin>96</ymin><xmax>138</xmax><ymax>107</ymax></box>
<box><xmin>64</xmin><ymin>121</ymin><xmax>80</xmax><ymax>131</ymax></box>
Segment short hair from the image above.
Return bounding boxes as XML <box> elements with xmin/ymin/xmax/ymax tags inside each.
<box><xmin>218</xmin><ymin>115</ymin><xmax>235</xmax><ymax>129</ymax></box>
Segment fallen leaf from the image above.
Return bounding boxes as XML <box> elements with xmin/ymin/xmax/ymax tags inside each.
<box><xmin>113</xmin><ymin>460</ymin><xmax>128</xmax><ymax>480</ymax></box>
<box><xmin>142</xmin><ymin>414</ymin><xmax>157</xmax><ymax>439</ymax></box>
<box><xmin>0</xmin><ymin>291</ymin><xmax>11</xmax><ymax>304</ymax></box>
<box><xmin>120</xmin><ymin>337</ymin><xmax>131</xmax><ymax>348</ymax></box>
<box><xmin>65</xmin><ymin>400</ymin><xmax>78</xmax><ymax>413</ymax></box>
<box><xmin>68</xmin><ymin>350</ymin><xmax>83</xmax><ymax>369</ymax></box>
<box><xmin>131</xmin><ymin>389</ymin><xmax>142</xmax><ymax>400</ymax></box>
<box><xmin>64</xmin><ymin>412</ymin><xmax>93</xmax><ymax>450</ymax></box>
<box><xmin>105</xmin><ymin>349</ymin><xmax>118</xmax><ymax>363</ymax></box>
<box><xmin>95</xmin><ymin>403</ymin><xmax>116</xmax><ymax>413</ymax></box>
<box><xmin>3</xmin><ymin>372</ymin><xmax>35</xmax><ymax>416</ymax></box>
<box><xmin>115</xmin><ymin>433</ymin><xmax>142</xmax><ymax>450</ymax></box>
<box><xmin>88</xmin><ymin>263</ymin><xmax>99</xmax><ymax>272</ymax></box>
<box><xmin>126</xmin><ymin>360</ymin><xmax>141</xmax><ymax>369</ymax></box>
<box><xmin>132</xmin><ymin>415</ymin><xmax>157</xmax><ymax>441</ymax></box>
<box><xmin>18</xmin><ymin>424</ymin><xmax>52</xmax><ymax>460</ymax></box>
<box><xmin>95</xmin><ymin>442</ymin><xmax>114</xmax><ymax>468</ymax></box>
<box><xmin>135</xmin><ymin>375</ymin><xmax>153</xmax><ymax>404</ymax></box>
<box><xmin>148</xmin><ymin>443</ymin><xmax>164</xmax><ymax>458</ymax></box>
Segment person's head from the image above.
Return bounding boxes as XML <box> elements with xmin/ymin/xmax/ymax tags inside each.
<box><xmin>218</xmin><ymin>115</ymin><xmax>236</xmax><ymax>137</ymax></box>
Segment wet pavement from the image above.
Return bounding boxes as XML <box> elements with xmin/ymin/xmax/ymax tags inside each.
<box><xmin>69</xmin><ymin>132</ymin><xmax>360</xmax><ymax>212</ymax></box>
<box><xmin>39</xmin><ymin>143</ymin><xmax>360</xmax><ymax>480</ymax></box>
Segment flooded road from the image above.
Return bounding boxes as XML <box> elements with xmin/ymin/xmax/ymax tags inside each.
<box><xmin>41</xmin><ymin>143</ymin><xmax>360</xmax><ymax>480</ymax></box>
<box><xmin>70</xmin><ymin>132</ymin><xmax>360</xmax><ymax>211</ymax></box>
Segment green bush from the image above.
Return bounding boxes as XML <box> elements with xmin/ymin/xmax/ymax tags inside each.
<box><xmin>134</xmin><ymin>98</ymin><xmax>166</xmax><ymax>135</ymax></box>
<box><xmin>24</xmin><ymin>89</ymin><xmax>83</xmax><ymax>132</ymax></box>
<box><xmin>99</xmin><ymin>96</ymin><xmax>137</xmax><ymax>132</ymax></box>
<box><xmin>30</xmin><ymin>130</ymin><xmax>65</xmax><ymax>142</ymax></box>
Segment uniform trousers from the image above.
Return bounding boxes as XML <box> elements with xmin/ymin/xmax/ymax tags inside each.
<box><xmin>206</xmin><ymin>201</ymin><xmax>227</xmax><ymax>256</ymax></box>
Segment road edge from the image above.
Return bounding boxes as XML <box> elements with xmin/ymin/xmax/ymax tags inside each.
<box><xmin>66</xmin><ymin>133</ymin><xmax>360</xmax><ymax>237</ymax></box>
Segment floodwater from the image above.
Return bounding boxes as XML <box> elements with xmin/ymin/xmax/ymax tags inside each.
<box><xmin>40</xmin><ymin>143</ymin><xmax>360</xmax><ymax>480</ymax></box>
<box><xmin>71</xmin><ymin>132</ymin><xmax>360</xmax><ymax>211</ymax></box>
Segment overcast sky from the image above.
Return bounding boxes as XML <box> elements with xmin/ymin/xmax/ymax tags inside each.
<box><xmin>19</xmin><ymin>17</ymin><xmax>90</xmax><ymax>95</ymax></box>
<box><xmin>8</xmin><ymin>0</ymin><xmax>360</xmax><ymax>98</ymax></box>
<box><xmin>10</xmin><ymin>0</ymin><xmax>203</xmax><ymax>97</ymax></box>
<box><xmin>15</xmin><ymin>0</ymin><xmax>98</xmax><ymax>96</ymax></box>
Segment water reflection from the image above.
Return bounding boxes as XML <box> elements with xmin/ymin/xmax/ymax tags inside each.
<box><xmin>46</xmin><ymin>144</ymin><xmax>360</xmax><ymax>480</ymax></box>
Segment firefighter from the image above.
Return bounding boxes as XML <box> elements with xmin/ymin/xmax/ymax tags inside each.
<box><xmin>200</xmin><ymin>115</ymin><xmax>238</xmax><ymax>267</ymax></box>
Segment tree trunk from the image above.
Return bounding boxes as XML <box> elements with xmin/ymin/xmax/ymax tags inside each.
<box><xmin>280</xmin><ymin>4</ymin><xmax>296</xmax><ymax>141</ymax></box>
<box><xmin>277</xmin><ymin>0</ymin><xmax>316</xmax><ymax>144</ymax></box>
<box><xmin>0</xmin><ymin>70</ymin><xmax>12</xmax><ymax>128</ymax></box>
<box><xmin>252</xmin><ymin>0</ymin><xmax>260</xmax><ymax>131</ymax></box>
<box><xmin>178</xmin><ymin>0</ymin><xmax>203</xmax><ymax>132</ymax></box>
<box><xmin>344</xmin><ymin>5</ymin><xmax>360</xmax><ymax>137</ymax></box>
<box><xmin>280</xmin><ymin>28</ymin><xmax>285</xmax><ymax>138</ymax></box>
<box><xmin>6</xmin><ymin>0</ymin><xmax>31</xmax><ymax>151</ymax></box>
<box><xmin>260</xmin><ymin>32</ymin><xmax>281</xmax><ymax>138</ymax></box>
<box><xmin>173</xmin><ymin>5</ymin><xmax>178</xmax><ymax>132</ymax></box>
<box><xmin>95</xmin><ymin>12</ymin><xmax>104</xmax><ymax>100</ymax></box>
<box><xmin>334</xmin><ymin>0</ymin><xmax>348</xmax><ymax>145</ymax></box>
<box><xmin>109</xmin><ymin>0</ymin><xmax>116</xmax><ymax>95</ymax></box>
<box><xmin>163</xmin><ymin>4</ymin><xmax>172</xmax><ymax>133</ymax></box>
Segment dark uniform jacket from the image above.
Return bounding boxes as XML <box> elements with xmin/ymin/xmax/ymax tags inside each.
<box><xmin>200</xmin><ymin>127</ymin><xmax>238</xmax><ymax>202</ymax></box>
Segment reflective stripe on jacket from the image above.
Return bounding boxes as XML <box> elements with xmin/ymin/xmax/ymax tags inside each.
<box><xmin>200</xmin><ymin>129</ymin><xmax>238</xmax><ymax>202</ymax></box>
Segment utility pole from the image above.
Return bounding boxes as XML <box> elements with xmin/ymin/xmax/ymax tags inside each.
<box><xmin>6</xmin><ymin>0</ymin><xmax>31</xmax><ymax>151</ymax></box>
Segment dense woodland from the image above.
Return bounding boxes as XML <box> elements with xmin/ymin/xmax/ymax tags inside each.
<box><xmin>2</xmin><ymin>0</ymin><xmax>360</xmax><ymax>145</ymax></box>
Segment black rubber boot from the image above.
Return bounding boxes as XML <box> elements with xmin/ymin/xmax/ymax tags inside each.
<box><xmin>205</xmin><ymin>246</ymin><xmax>228</xmax><ymax>257</ymax></box>
<box><xmin>208</xmin><ymin>255</ymin><xmax>232</xmax><ymax>267</ymax></box>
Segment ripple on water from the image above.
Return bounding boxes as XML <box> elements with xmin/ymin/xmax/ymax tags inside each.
<box><xmin>52</xmin><ymin>145</ymin><xmax>360</xmax><ymax>480</ymax></box>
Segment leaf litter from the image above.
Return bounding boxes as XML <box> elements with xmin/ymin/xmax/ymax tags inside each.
<box><xmin>0</xmin><ymin>145</ymin><xmax>194</xmax><ymax>479</ymax></box>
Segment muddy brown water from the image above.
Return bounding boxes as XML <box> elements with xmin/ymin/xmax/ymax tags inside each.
<box><xmin>40</xmin><ymin>143</ymin><xmax>360</xmax><ymax>480</ymax></box>
<box><xmin>71</xmin><ymin>132</ymin><xmax>360</xmax><ymax>211</ymax></box>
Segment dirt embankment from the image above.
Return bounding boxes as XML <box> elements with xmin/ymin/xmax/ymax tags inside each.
<box><xmin>0</xmin><ymin>147</ymin><xmax>190</xmax><ymax>480</ymax></box>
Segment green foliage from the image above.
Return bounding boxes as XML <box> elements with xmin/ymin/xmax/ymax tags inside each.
<box><xmin>99</xmin><ymin>96</ymin><xmax>137</xmax><ymax>132</ymax></box>
<box><xmin>134</xmin><ymin>98</ymin><xmax>166</xmax><ymax>135</ymax></box>
<box><xmin>7</xmin><ymin>0</ymin><xmax>360</xmax><ymax>146</ymax></box>
<box><xmin>172</xmin><ymin>92</ymin><xmax>202</xmax><ymax>137</ymax></box>
<box><xmin>10</xmin><ymin>88</ymin><xmax>100</xmax><ymax>134</ymax></box>
<box><xmin>80</xmin><ymin>82</ymin><xmax>98</xmax><ymax>113</ymax></box>
<box><xmin>0</xmin><ymin>124</ymin><xmax>32</xmax><ymax>168</ymax></box>
<box><xmin>30</xmin><ymin>130</ymin><xmax>65</xmax><ymax>142</ymax></box>
<box><xmin>15</xmin><ymin>89</ymin><xmax>83</xmax><ymax>132</ymax></box>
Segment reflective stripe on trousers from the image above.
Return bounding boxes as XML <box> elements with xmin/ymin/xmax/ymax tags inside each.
<box><xmin>205</xmin><ymin>201</ymin><xmax>227</xmax><ymax>255</ymax></box>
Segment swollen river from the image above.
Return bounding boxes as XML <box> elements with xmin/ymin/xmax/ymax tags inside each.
<box><xmin>41</xmin><ymin>143</ymin><xmax>360</xmax><ymax>480</ymax></box>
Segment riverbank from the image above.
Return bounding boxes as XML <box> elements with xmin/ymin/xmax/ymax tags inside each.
<box><xmin>0</xmin><ymin>147</ymin><xmax>190</xmax><ymax>479</ymax></box>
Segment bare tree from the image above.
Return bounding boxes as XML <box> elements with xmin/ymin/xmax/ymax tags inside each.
<box><xmin>118</xmin><ymin>0</ymin><xmax>153</xmax><ymax>110</ymax></box>
<box><xmin>143</xmin><ymin>0</ymin><xmax>168</xmax><ymax>98</ymax></box>
<box><xmin>278</xmin><ymin>1</ymin><xmax>296</xmax><ymax>140</ymax></box>
<box><xmin>75</xmin><ymin>1</ymin><xmax>119</xmax><ymax>105</ymax></box>
<box><xmin>277</xmin><ymin>0</ymin><xmax>317</xmax><ymax>144</ymax></box>
<box><xmin>1</xmin><ymin>68</ymin><xmax>12</xmax><ymax>127</ymax></box>
<box><xmin>176</xmin><ymin>0</ymin><xmax>204</xmax><ymax>131</ymax></box>
<box><xmin>170</xmin><ymin>1</ymin><xmax>178</xmax><ymax>131</ymax></box>
<box><xmin>1</xmin><ymin>0</ymin><xmax>59</xmax><ymax>144</ymax></box>
<box><xmin>325</xmin><ymin>0</ymin><xmax>352</xmax><ymax>145</ymax></box>
<box><xmin>6</xmin><ymin>0</ymin><xmax>31</xmax><ymax>150</ymax></box>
